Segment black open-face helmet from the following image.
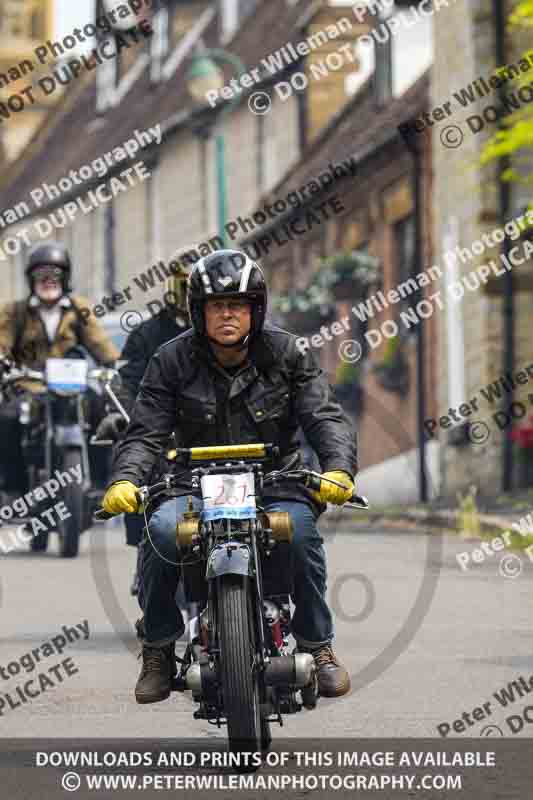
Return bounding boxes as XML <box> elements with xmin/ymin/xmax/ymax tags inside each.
<box><xmin>25</xmin><ymin>240</ymin><xmax>72</xmax><ymax>293</ymax></box>
<box><xmin>187</xmin><ymin>249</ymin><xmax>267</xmax><ymax>344</ymax></box>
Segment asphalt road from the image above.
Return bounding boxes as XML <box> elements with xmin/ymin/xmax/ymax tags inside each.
<box><xmin>1</xmin><ymin>513</ymin><xmax>532</xmax><ymax>741</ymax></box>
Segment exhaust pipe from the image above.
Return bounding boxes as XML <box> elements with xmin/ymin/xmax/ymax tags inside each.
<box><xmin>264</xmin><ymin>654</ymin><xmax>315</xmax><ymax>688</ymax></box>
<box><xmin>187</xmin><ymin>654</ymin><xmax>315</xmax><ymax>693</ymax></box>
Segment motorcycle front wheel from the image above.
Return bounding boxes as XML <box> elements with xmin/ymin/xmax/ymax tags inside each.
<box><xmin>218</xmin><ymin>575</ymin><xmax>263</xmax><ymax>770</ymax></box>
<box><xmin>28</xmin><ymin>467</ymin><xmax>48</xmax><ymax>553</ymax></box>
<box><xmin>57</xmin><ymin>449</ymin><xmax>84</xmax><ymax>558</ymax></box>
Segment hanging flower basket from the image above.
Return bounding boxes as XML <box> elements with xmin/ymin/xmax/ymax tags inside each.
<box><xmin>271</xmin><ymin>287</ymin><xmax>336</xmax><ymax>332</ymax></box>
<box><xmin>316</xmin><ymin>251</ymin><xmax>381</xmax><ymax>300</ymax></box>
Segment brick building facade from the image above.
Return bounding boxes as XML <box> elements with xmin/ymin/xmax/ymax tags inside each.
<box><xmin>432</xmin><ymin>0</ymin><xmax>533</xmax><ymax>497</ymax></box>
<box><xmin>241</xmin><ymin>73</ymin><xmax>438</xmax><ymax>503</ymax></box>
<box><xmin>0</xmin><ymin>0</ymin><xmax>442</xmax><ymax>503</ymax></box>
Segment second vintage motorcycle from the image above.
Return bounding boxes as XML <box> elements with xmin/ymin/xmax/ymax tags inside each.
<box><xmin>1</xmin><ymin>354</ymin><xmax>118</xmax><ymax>557</ymax></box>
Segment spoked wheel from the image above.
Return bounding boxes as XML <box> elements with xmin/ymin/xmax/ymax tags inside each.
<box><xmin>28</xmin><ymin>467</ymin><xmax>48</xmax><ymax>553</ymax></box>
<box><xmin>57</xmin><ymin>449</ymin><xmax>84</xmax><ymax>558</ymax></box>
<box><xmin>218</xmin><ymin>575</ymin><xmax>262</xmax><ymax>772</ymax></box>
<box><xmin>260</xmin><ymin>714</ymin><xmax>272</xmax><ymax>754</ymax></box>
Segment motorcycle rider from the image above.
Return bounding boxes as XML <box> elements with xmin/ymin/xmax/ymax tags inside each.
<box><xmin>102</xmin><ymin>249</ymin><xmax>357</xmax><ymax>704</ymax></box>
<box><xmin>0</xmin><ymin>240</ymin><xmax>119</xmax><ymax>495</ymax></box>
<box><xmin>96</xmin><ymin>262</ymin><xmax>191</xmax><ymax>597</ymax></box>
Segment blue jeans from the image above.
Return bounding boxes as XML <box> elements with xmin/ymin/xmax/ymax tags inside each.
<box><xmin>142</xmin><ymin>495</ymin><xmax>333</xmax><ymax>648</ymax></box>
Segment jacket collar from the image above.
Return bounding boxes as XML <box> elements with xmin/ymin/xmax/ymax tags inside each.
<box><xmin>28</xmin><ymin>294</ymin><xmax>72</xmax><ymax>311</ymax></box>
<box><xmin>189</xmin><ymin>330</ymin><xmax>276</xmax><ymax>372</ymax></box>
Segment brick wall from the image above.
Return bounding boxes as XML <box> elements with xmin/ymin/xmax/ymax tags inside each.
<box><xmin>252</xmin><ymin>114</ymin><xmax>436</xmax><ymax>479</ymax></box>
<box><xmin>432</xmin><ymin>0</ymin><xmax>533</xmax><ymax>497</ymax></box>
<box><xmin>114</xmin><ymin>177</ymin><xmax>150</xmax><ymax>291</ymax></box>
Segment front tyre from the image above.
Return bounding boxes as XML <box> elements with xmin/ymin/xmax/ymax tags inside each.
<box><xmin>218</xmin><ymin>575</ymin><xmax>261</xmax><ymax>769</ymax></box>
<box><xmin>58</xmin><ymin>449</ymin><xmax>84</xmax><ymax>558</ymax></box>
<box><xmin>28</xmin><ymin>467</ymin><xmax>48</xmax><ymax>553</ymax></box>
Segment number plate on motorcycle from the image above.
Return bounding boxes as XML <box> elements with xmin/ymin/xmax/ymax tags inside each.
<box><xmin>200</xmin><ymin>473</ymin><xmax>256</xmax><ymax>520</ymax></box>
<box><xmin>45</xmin><ymin>359</ymin><xmax>88</xmax><ymax>393</ymax></box>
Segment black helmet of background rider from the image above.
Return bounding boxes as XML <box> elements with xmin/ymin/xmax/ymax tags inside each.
<box><xmin>164</xmin><ymin>245</ymin><xmax>198</xmax><ymax>327</ymax></box>
<box><xmin>187</xmin><ymin>249</ymin><xmax>267</xmax><ymax>350</ymax></box>
<box><xmin>25</xmin><ymin>240</ymin><xmax>72</xmax><ymax>299</ymax></box>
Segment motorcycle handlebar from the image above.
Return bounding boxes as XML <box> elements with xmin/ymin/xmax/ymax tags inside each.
<box><xmin>93</xmin><ymin>471</ymin><xmax>369</xmax><ymax>522</ymax></box>
<box><xmin>0</xmin><ymin>355</ymin><xmax>13</xmax><ymax>373</ymax></box>
<box><xmin>0</xmin><ymin>365</ymin><xmax>117</xmax><ymax>387</ymax></box>
<box><xmin>1</xmin><ymin>368</ymin><xmax>45</xmax><ymax>384</ymax></box>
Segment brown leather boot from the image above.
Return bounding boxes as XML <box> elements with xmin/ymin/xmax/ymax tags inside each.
<box><xmin>299</xmin><ymin>644</ymin><xmax>351</xmax><ymax>698</ymax></box>
<box><xmin>135</xmin><ymin>643</ymin><xmax>176</xmax><ymax>704</ymax></box>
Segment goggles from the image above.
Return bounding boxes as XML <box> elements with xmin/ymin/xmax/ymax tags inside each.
<box><xmin>31</xmin><ymin>266</ymin><xmax>64</xmax><ymax>281</ymax></box>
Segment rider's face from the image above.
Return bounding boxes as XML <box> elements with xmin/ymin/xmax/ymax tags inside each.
<box><xmin>204</xmin><ymin>298</ymin><xmax>252</xmax><ymax>345</ymax></box>
<box><xmin>32</xmin><ymin>266</ymin><xmax>63</xmax><ymax>305</ymax></box>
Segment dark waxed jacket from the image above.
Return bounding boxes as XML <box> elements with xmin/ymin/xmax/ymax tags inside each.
<box><xmin>110</xmin><ymin>324</ymin><xmax>358</xmax><ymax>515</ymax></box>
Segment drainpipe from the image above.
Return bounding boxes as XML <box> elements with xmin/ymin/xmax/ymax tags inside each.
<box><xmin>150</xmin><ymin>156</ymin><xmax>163</xmax><ymax>265</ymax></box>
<box><xmin>413</xmin><ymin>135</ymin><xmax>427</xmax><ymax>502</ymax></box>
<box><xmin>398</xmin><ymin>125</ymin><xmax>427</xmax><ymax>502</ymax></box>
<box><xmin>493</xmin><ymin>0</ymin><xmax>514</xmax><ymax>491</ymax></box>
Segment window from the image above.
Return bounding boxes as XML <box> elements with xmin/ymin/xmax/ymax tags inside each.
<box><xmin>96</xmin><ymin>46</ymin><xmax>117</xmax><ymax>113</ymax></box>
<box><xmin>220</xmin><ymin>0</ymin><xmax>260</xmax><ymax>42</ymax></box>
<box><xmin>31</xmin><ymin>9</ymin><xmax>44</xmax><ymax>39</ymax></box>
<box><xmin>104</xmin><ymin>200</ymin><xmax>116</xmax><ymax>295</ymax></box>
<box><xmin>393</xmin><ymin>215</ymin><xmax>417</xmax><ymax>316</ymax></box>
<box><xmin>150</xmin><ymin>5</ymin><xmax>169</xmax><ymax>82</ymax></box>
<box><xmin>4</xmin><ymin>0</ymin><xmax>29</xmax><ymax>37</ymax></box>
<box><xmin>238</xmin><ymin>0</ymin><xmax>260</xmax><ymax>21</ymax></box>
<box><xmin>220</xmin><ymin>0</ymin><xmax>239</xmax><ymax>43</ymax></box>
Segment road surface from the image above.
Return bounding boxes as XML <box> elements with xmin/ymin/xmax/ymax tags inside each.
<box><xmin>1</xmin><ymin>513</ymin><xmax>531</xmax><ymax>741</ymax></box>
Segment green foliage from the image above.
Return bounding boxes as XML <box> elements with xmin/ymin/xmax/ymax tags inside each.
<box><xmin>270</xmin><ymin>284</ymin><xmax>333</xmax><ymax>315</ymax></box>
<box><xmin>509</xmin><ymin>1</ymin><xmax>533</xmax><ymax>26</ymax></box>
<box><xmin>480</xmin><ymin>3</ymin><xmax>533</xmax><ymax>182</ymax></box>
<box><xmin>315</xmin><ymin>251</ymin><xmax>380</xmax><ymax>290</ymax></box>
<box><xmin>271</xmin><ymin>249</ymin><xmax>380</xmax><ymax>315</ymax></box>
<box><xmin>457</xmin><ymin>485</ymin><xmax>481</xmax><ymax>538</ymax></box>
<box><xmin>381</xmin><ymin>334</ymin><xmax>401</xmax><ymax>367</ymax></box>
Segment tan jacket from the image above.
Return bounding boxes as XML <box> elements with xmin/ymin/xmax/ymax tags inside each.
<box><xmin>0</xmin><ymin>294</ymin><xmax>119</xmax><ymax>389</ymax></box>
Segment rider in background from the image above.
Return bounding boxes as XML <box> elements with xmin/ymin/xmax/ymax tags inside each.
<box><xmin>96</xmin><ymin>262</ymin><xmax>191</xmax><ymax>597</ymax></box>
<box><xmin>0</xmin><ymin>241</ymin><xmax>119</xmax><ymax>498</ymax></box>
<box><xmin>103</xmin><ymin>249</ymin><xmax>357</xmax><ymax>705</ymax></box>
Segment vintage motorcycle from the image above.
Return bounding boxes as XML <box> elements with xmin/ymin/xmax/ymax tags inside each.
<box><xmin>96</xmin><ymin>442</ymin><xmax>368</xmax><ymax>765</ymax></box>
<box><xmin>0</xmin><ymin>355</ymin><xmax>119</xmax><ymax>557</ymax></box>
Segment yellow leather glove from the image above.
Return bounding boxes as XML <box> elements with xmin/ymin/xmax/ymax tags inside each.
<box><xmin>312</xmin><ymin>470</ymin><xmax>354</xmax><ymax>505</ymax></box>
<box><xmin>102</xmin><ymin>481</ymin><xmax>139</xmax><ymax>514</ymax></box>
